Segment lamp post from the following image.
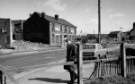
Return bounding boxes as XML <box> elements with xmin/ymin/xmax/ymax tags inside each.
<box><xmin>98</xmin><ymin>0</ymin><xmax>101</xmax><ymax>43</ymax></box>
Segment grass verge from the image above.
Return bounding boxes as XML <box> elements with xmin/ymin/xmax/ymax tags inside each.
<box><xmin>85</xmin><ymin>74</ymin><xmax>135</xmax><ymax>84</ymax></box>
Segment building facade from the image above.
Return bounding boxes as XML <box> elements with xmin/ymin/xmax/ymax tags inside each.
<box><xmin>0</xmin><ymin>18</ymin><xmax>11</xmax><ymax>48</ymax></box>
<box><xmin>12</xmin><ymin>20</ymin><xmax>24</xmax><ymax>40</ymax></box>
<box><xmin>23</xmin><ymin>12</ymin><xmax>77</xmax><ymax>47</ymax></box>
<box><xmin>49</xmin><ymin>18</ymin><xmax>77</xmax><ymax>47</ymax></box>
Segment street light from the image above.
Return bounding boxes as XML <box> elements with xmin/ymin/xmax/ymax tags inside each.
<box><xmin>98</xmin><ymin>0</ymin><xmax>101</xmax><ymax>43</ymax></box>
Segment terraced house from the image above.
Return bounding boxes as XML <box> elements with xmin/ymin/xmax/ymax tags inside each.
<box><xmin>23</xmin><ymin>12</ymin><xmax>77</xmax><ymax>47</ymax></box>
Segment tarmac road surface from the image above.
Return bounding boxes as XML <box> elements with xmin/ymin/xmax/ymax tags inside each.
<box><xmin>0</xmin><ymin>49</ymin><xmax>66</xmax><ymax>73</ymax></box>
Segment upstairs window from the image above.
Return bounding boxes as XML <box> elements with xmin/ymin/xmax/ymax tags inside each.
<box><xmin>64</xmin><ymin>26</ymin><xmax>67</xmax><ymax>33</ymax></box>
<box><xmin>71</xmin><ymin>28</ymin><xmax>75</xmax><ymax>34</ymax></box>
<box><xmin>55</xmin><ymin>23</ymin><xmax>61</xmax><ymax>32</ymax></box>
<box><xmin>50</xmin><ymin>23</ymin><xmax>55</xmax><ymax>32</ymax></box>
<box><xmin>67</xmin><ymin>27</ymin><xmax>71</xmax><ymax>33</ymax></box>
<box><xmin>62</xmin><ymin>25</ymin><xmax>65</xmax><ymax>33</ymax></box>
<box><xmin>0</xmin><ymin>27</ymin><xmax>7</xmax><ymax>33</ymax></box>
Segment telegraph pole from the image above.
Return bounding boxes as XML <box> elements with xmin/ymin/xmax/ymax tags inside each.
<box><xmin>98</xmin><ymin>0</ymin><xmax>101</xmax><ymax>43</ymax></box>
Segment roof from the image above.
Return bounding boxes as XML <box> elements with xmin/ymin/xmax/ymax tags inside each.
<box><xmin>129</xmin><ymin>23</ymin><xmax>135</xmax><ymax>36</ymax></box>
<box><xmin>45</xmin><ymin>15</ymin><xmax>76</xmax><ymax>28</ymax></box>
<box><xmin>87</xmin><ymin>34</ymin><xmax>108</xmax><ymax>38</ymax></box>
<box><xmin>27</xmin><ymin>12</ymin><xmax>76</xmax><ymax>28</ymax></box>
<box><xmin>109</xmin><ymin>31</ymin><xmax>121</xmax><ymax>35</ymax></box>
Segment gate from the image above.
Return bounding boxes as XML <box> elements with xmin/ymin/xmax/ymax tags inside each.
<box><xmin>74</xmin><ymin>42</ymin><xmax>135</xmax><ymax>84</ymax></box>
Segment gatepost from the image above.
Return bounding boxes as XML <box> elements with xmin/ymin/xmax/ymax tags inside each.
<box><xmin>65</xmin><ymin>42</ymin><xmax>83</xmax><ymax>84</ymax></box>
<box><xmin>77</xmin><ymin>43</ymin><xmax>83</xmax><ymax>84</ymax></box>
<box><xmin>120</xmin><ymin>42</ymin><xmax>127</xmax><ymax>77</ymax></box>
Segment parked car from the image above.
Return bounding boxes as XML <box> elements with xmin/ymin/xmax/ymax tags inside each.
<box><xmin>82</xmin><ymin>43</ymin><xmax>107</xmax><ymax>60</ymax></box>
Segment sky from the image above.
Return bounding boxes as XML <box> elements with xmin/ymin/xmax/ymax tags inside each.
<box><xmin>0</xmin><ymin>0</ymin><xmax>135</xmax><ymax>34</ymax></box>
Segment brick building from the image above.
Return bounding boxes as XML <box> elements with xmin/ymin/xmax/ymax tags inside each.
<box><xmin>23</xmin><ymin>12</ymin><xmax>77</xmax><ymax>47</ymax></box>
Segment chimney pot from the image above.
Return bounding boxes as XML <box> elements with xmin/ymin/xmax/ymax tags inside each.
<box><xmin>55</xmin><ymin>14</ymin><xmax>59</xmax><ymax>20</ymax></box>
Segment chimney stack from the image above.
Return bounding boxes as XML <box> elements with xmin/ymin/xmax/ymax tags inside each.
<box><xmin>133</xmin><ymin>22</ymin><xmax>135</xmax><ymax>29</ymax></box>
<box><xmin>41</xmin><ymin>12</ymin><xmax>46</xmax><ymax>18</ymax></box>
<box><xmin>55</xmin><ymin>14</ymin><xmax>59</xmax><ymax>20</ymax></box>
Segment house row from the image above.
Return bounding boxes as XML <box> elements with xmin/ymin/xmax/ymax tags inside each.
<box><xmin>108</xmin><ymin>22</ymin><xmax>135</xmax><ymax>41</ymax></box>
<box><xmin>87</xmin><ymin>22</ymin><xmax>135</xmax><ymax>42</ymax></box>
<box><xmin>0</xmin><ymin>12</ymin><xmax>77</xmax><ymax>48</ymax></box>
<box><xmin>23</xmin><ymin>12</ymin><xmax>77</xmax><ymax>47</ymax></box>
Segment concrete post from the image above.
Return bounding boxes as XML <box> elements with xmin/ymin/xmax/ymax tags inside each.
<box><xmin>77</xmin><ymin>43</ymin><xmax>83</xmax><ymax>84</ymax></box>
<box><xmin>120</xmin><ymin>42</ymin><xmax>126</xmax><ymax>77</ymax></box>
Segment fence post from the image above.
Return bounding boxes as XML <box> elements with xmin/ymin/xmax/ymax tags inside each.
<box><xmin>77</xmin><ymin>43</ymin><xmax>83</xmax><ymax>84</ymax></box>
<box><xmin>0</xmin><ymin>70</ymin><xmax>2</xmax><ymax>84</ymax></box>
<box><xmin>120</xmin><ymin>42</ymin><xmax>126</xmax><ymax>77</ymax></box>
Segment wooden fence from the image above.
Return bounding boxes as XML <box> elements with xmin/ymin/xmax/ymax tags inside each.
<box><xmin>77</xmin><ymin>42</ymin><xmax>135</xmax><ymax>84</ymax></box>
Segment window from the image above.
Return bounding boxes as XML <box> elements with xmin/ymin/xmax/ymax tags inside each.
<box><xmin>50</xmin><ymin>23</ymin><xmax>54</xmax><ymax>32</ymax></box>
<box><xmin>83</xmin><ymin>44</ymin><xmax>95</xmax><ymax>49</ymax></box>
<box><xmin>55</xmin><ymin>23</ymin><xmax>61</xmax><ymax>32</ymax></box>
<box><xmin>0</xmin><ymin>27</ymin><xmax>7</xmax><ymax>33</ymax></box>
<box><xmin>66</xmin><ymin>26</ymin><xmax>71</xmax><ymax>33</ymax></box>
<box><xmin>64</xmin><ymin>26</ymin><xmax>67</xmax><ymax>33</ymax></box>
<box><xmin>52</xmin><ymin>33</ymin><xmax>55</xmax><ymax>43</ymax></box>
<box><xmin>66</xmin><ymin>27</ymin><xmax>69</xmax><ymax>33</ymax></box>
<box><xmin>62</xmin><ymin>25</ymin><xmax>65</xmax><ymax>33</ymax></box>
<box><xmin>56</xmin><ymin>35</ymin><xmax>60</xmax><ymax>43</ymax></box>
<box><xmin>71</xmin><ymin>28</ymin><xmax>75</xmax><ymax>34</ymax></box>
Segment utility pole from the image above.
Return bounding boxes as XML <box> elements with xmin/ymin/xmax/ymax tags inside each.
<box><xmin>98</xmin><ymin>0</ymin><xmax>101</xmax><ymax>43</ymax></box>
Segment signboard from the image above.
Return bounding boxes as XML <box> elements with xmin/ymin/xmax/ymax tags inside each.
<box><xmin>83</xmin><ymin>44</ymin><xmax>95</xmax><ymax>49</ymax></box>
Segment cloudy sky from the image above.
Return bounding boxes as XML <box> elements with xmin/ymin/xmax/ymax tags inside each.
<box><xmin>0</xmin><ymin>0</ymin><xmax>135</xmax><ymax>34</ymax></box>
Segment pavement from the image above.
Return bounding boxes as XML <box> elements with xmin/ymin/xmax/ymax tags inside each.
<box><xmin>6</xmin><ymin>61</ymin><xmax>95</xmax><ymax>84</ymax></box>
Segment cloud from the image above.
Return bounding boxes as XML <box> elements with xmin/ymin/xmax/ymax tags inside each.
<box><xmin>109</xmin><ymin>13</ymin><xmax>125</xmax><ymax>19</ymax></box>
<box><xmin>43</xmin><ymin>0</ymin><xmax>66</xmax><ymax>12</ymax></box>
<box><xmin>89</xmin><ymin>18</ymin><xmax>98</xmax><ymax>25</ymax></box>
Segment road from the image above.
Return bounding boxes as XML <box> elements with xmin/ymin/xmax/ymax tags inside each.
<box><xmin>0</xmin><ymin>49</ymin><xmax>66</xmax><ymax>73</ymax></box>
